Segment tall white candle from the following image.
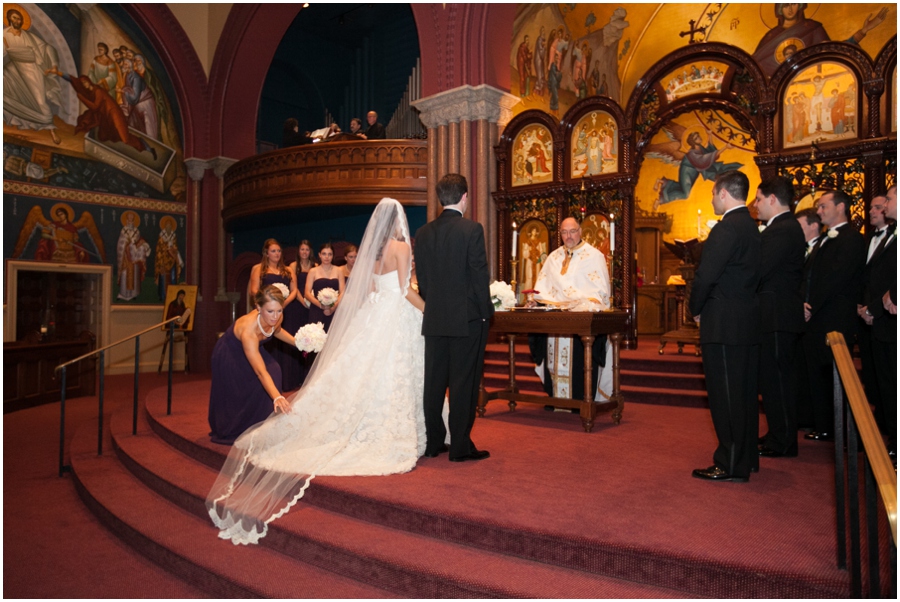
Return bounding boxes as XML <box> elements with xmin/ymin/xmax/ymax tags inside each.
<box><xmin>697</xmin><ymin>209</ymin><xmax>702</xmax><ymax>237</ymax></box>
<box><xmin>609</xmin><ymin>214</ymin><xmax>615</xmax><ymax>255</ymax></box>
<box><xmin>511</xmin><ymin>225</ymin><xmax>518</xmax><ymax>259</ymax></box>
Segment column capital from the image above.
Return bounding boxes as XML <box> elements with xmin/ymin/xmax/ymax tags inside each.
<box><xmin>184</xmin><ymin>157</ymin><xmax>211</xmax><ymax>182</ymax></box>
<box><xmin>412</xmin><ymin>84</ymin><xmax>520</xmax><ymax>129</ymax></box>
<box><xmin>210</xmin><ymin>156</ymin><xmax>239</xmax><ymax>179</ymax></box>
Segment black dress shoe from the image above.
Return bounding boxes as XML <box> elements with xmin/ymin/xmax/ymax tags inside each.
<box><xmin>449</xmin><ymin>449</ymin><xmax>490</xmax><ymax>462</ymax></box>
<box><xmin>750</xmin><ymin>466</ymin><xmax>759</xmax><ymax>473</ymax></box>
<box><xmin>423</xmin><ymin>444</ymin><xmax>449</xmax><ymax>458</ymax></box>
<box><xmin>758</xmin><ymin>434</ymin><xmax>768</xmax><ymax>445</ymax></box>
<box><xmin>691</xmin><ymin>465</ymin><xmax>749</xmax><ymax>482</ymax></box>
<box><xmin>804</xmin><ymin>431</ymin><xmax>833</xmax><ymax>441</ymax></box>
<box><xmin>758</xmin><ymin>444</ymin><xmax>798</xmax><ymax>457</ymax></box>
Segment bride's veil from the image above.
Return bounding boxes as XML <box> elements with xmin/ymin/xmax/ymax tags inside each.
<box><xmin>206</xmin><ymin>198</ymin><xmax>413</xmax><ymax>545</ymax></box>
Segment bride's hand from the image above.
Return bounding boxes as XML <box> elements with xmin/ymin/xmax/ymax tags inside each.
<box><xmin>273</xmin><ymin>395</ymin><xmax>290</xmax><ymax>414</ymax></box>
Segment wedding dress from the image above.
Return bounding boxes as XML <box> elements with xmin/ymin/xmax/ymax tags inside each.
<box><xmin>207</xmin><ymin>199</ymin><xmax>425</xmax><ymax>545</ymax></box>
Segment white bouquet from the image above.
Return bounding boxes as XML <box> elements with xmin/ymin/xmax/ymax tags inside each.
<box><xmin>489</xmin><ymin>280</ymin><xmax>516</xmax><ymax>311</ymax></box>
<box><xmin>294</xmin><ymin>322</ymin><xmax>327</xmax><ymax>356</ymax></box>
<box><xmin>316</xmin><ymin>287</ymin><xmax>339</xmax><ymax>307</ymax></box>
<box><xmin>271</xmin><ymin>282</ymin><xmax>290</xmax><ymax>299</ymax></box>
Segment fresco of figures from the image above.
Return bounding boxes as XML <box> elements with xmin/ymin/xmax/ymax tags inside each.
<box><xmin>783</xmin><ymin>62</ymin><xmax>858</xmax><ymax>149</ymax></box>
<box><xmin>662</xmin><ymin>62</ymin><xmax>726</xmax><ymax>103</ymax></box>
<box><xmin>511</xmin><ymin>4</ymin><xmax>893</xmax><ymax>119</ymax></box>
<box><xmin>3</xmin><ymin>3</ymin><xmax>187</xmax><ymax>303</ymax></box>
<box><xmin>571</xmin><ymin>110</ymin><xmax>618</xmax><ymax>178</ymax></box>
<box><xmin>512</xmin><ymin>124</ymin><xmax>554</xmax><ymax>187</ymax></box>
<box><xmin>517</xmin><ymin>220</ymin><xmax>550</xmax><ymax>293</ymax></box>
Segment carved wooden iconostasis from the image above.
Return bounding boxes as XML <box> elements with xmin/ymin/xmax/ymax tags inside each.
<box><xmin>496</xmin><ymin>35</ymin><xmax>897</xmax><ymax>348</ymax></box>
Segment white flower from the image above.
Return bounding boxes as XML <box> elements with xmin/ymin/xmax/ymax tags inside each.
<box><xmin>317</xmin><ymin>287</ymin><xmax>339</xmax><ymax>307</ymax></box>
<box><xmin>489</xmin><ymin>280</ymin><xmax>516</xmax><ymax>310</ymax></box>
<box><xmin>758</xmin><ymin>225</ymin><xmax>767</xmax><ymax>233</ymax></box>
<box><xmin>294</xmin><ymin>322</ymin><xmax>327</xmax><ymax>354</ymax></box>
<box><xmin>271</xmin><ymin>282</ymin><xmax>290</xmax><ymax>299</ymax></box>
<box><xmin>827</xmin><ymin>228</ymin><xmax>839</xmax><ymax>239</ymax></box>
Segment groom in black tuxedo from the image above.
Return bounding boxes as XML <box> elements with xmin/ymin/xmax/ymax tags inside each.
<box><xmin>415</xmin><ymin>173</ymin><xmax>494</xmax><ymax>462</ymax></box>
<box><xmin>689</xmin><ymin>170</ymin><xmax>761</xmax><ymax>482</ymax></box>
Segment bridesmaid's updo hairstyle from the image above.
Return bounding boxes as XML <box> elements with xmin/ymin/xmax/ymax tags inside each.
<box><xmin>255</xmin><ymin>284</ymin><xmax>286</xmax><ymax>308</ymax></box>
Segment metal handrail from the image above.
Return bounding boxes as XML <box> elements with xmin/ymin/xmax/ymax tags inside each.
<box><xmin>54</xmin><ymin>316</ymin><xmax>185</xmax><ymax>477</ymax></box>
<box><xmin>827</xmin><ymin>331</ymin><xmax>896</xmax><ymax>598</ymax></box>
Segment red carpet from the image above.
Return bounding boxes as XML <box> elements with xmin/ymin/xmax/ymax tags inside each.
<box><xmin>6</xmin><ymin>351</ymin><xmax>881</xmax><ymax>597</ymax></box>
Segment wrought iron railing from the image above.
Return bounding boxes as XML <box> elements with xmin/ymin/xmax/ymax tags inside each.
<box><xmin>827</xmin><ymin>331</ymin><xmax>896</xmax><ymax>598</ymax></box>
<box><xmin>54</xmin><ymin>317</ymin><xmax>185</xmax><ymax>477</ymax></box>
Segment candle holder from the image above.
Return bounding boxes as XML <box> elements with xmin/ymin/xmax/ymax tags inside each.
<box><xmin>509</xmin><ymin>258</ymin><xmax>519</xmax><ymax>303</ymax></box>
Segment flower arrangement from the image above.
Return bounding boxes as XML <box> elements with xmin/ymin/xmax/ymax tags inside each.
<box><xmin>317</xmin><ymin>287</ymin><xmax>339</xmax><ymax>307</ymax></box>
<box><xmin>294</xmin><ymin>322</ymin><xmax>327</xmax><ymax>355</ymax></box>
<box><xmin>271</xmin><ymin>282</ymin><xmax>290</xmax><ymax>300</ymax></box>
<box><xmin>489</xmin><ymin>280</ymin><xmax>516</xmax><ymax>311</ymax></box>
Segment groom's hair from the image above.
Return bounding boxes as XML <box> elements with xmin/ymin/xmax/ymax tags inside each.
<box><xmin>436</xmin><ymin>173</ymin><xmax>467</xmax><ymax>206</ymax></box>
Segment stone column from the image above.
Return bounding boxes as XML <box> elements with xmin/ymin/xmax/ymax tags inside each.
<box><xmin>210</xmin><ymin>157</ymin><xmax>237</xmax><ymax>302</ymax></box>
<box><xmin>183</xmin><ymin>158</ymin><xmax>210</xmax><ymax>288</ymax></box>
<box><xmin>412</xmin><ymin>85</ymin><xmax>519</xmax><ymax>279</ymax></box>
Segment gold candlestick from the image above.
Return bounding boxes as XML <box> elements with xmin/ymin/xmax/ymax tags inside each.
<box><xmin>509</xmin><ymin>259</ymin><xmax>519</xmax><ymax>304</ymax></box>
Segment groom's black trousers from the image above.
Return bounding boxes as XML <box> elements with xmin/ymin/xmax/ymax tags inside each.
<box><xmin>423</xmin><ymin>319</ymin><xmax>489</xmax><ymax>458</ymax></box>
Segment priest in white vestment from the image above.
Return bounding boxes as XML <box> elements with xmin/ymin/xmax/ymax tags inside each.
<box><xmin>529</xmin><ymin>217</ymin><xmax>613</xmax><ymax>402</ymax></box>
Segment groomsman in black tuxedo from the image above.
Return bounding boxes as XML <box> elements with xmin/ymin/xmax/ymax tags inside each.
<box><xmin>795</xmin><ymin>208</ymin><xmax>823</xmax><ymax>430</ymax></box>
<box><xmin>802</xmin><ymin>190</ymin><xmax>866</xmax><ymax>442</ymax></box>
<box><xmin>415</xmin><ymin>173</ymin><xmax>494</xmax><ymax>462</ymax></box>
<box><xmin>690</xmin><ymin>171</ymin><xmax>761</xmax><ymax>482</ymax></box>
<box><xmin>862</xmin><ymin>186</ymin><xmax>897</xmax><ymax>458</ymax></box>
<box><xmin>856</xmin><ymin>195</ymin><xmax>889</xmax><ymax>428</ymax></box>
<box><xmin>755</xmin><ymin>177</ymin><xmax>806</xmax><ymax>458</ymax></box>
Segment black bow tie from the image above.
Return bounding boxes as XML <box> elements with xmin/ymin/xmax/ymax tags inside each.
<box><xmin>873</xmin><ymin>229</ymin><xmax>886</xmax><ymax>237</ymax></box>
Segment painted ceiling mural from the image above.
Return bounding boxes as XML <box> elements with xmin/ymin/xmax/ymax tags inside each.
<box><xmin>511</xmin><ymin>3</ymin><xmax>894</xmax><ymax>115</ymax></box>
<box><xmin>3</xmin><ymin>3</ymin><xmax>187</xmax><ymax>304</ymax></box>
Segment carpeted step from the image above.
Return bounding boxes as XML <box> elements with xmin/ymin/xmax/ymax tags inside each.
<box><xmin>69</xmin><ymin>419</ymin><xmax>394</xmax><ymax>599</ymax></box>
<box><xmin>114</xmin><ymin>404</ymin><xmax>692</xmax><ymax>599</ymax></box>
<box><xmin>621</xmin><ymin>369</ymin><xmax>706</xmax><ymax>391</ymax></box>
<box><xmin>621</xmin><ymin>384</ymin><xmax>709</xmax><ymax>408</ymax></box>
<box><xmin>143</xmin><ymin>384</ymin><xmax>851</xmax><ymax>599</ymax></box>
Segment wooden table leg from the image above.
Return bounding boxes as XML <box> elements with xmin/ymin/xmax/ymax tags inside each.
<box><xmin>609</xmin><ymin>332</ymin><xmax>623</xmax><ymax>425</ymax></box>
<box><xmin>580</xmin><ymin>334</ymin><xmax>595</xmax><ymax>433</ymax></box>
<box><xmin>507</xmin><ymin>334</ymin><xmax>518</xmax><ymax>411</ymax></box>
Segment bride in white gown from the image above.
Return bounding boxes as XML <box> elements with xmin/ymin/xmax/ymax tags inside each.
<box><xmin>207</xmin><ymin>198</ymin><xmax>427</xmax><ymax>545</ymax></box>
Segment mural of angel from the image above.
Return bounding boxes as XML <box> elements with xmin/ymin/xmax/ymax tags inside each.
<box><xmin>155</xmin><ymin>215</ymin><xmax>184</xmax><ymax>301</ymax></box>
<box><xmin>648</xmin><ymin>121</ymin><xmax>743</xmax><ymax>208</ymax></box>
<box><xmin>117</xmin><ymin>210</ymin><xmax>152</xmax><ymax>301</ymax></box>
<box><xmin>11</xmin><ymin>203</ymin><xmax>105</xmax><ymax>263</ymax></box>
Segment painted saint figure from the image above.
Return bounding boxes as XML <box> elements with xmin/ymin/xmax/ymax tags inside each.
<box><xmin>117</xmin><ymin>211</ymin><xmax>152</xmax><ymax>301</ymax></box>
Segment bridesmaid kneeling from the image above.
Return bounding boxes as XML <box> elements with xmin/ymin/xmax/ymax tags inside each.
<box><xmin>208</xmin><ymin>285</ymin><xmax>294</xmax><ymax>444</ymax></box>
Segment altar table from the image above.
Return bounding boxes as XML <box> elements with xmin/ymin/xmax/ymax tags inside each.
<box><xmin>478</xmin><ymin>309</ymin><xmax>630</xmax><ymax>432</ymax></box>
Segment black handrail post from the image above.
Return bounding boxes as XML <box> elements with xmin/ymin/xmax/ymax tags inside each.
<box><xmin>833</xmin><ymin>361</ymin><xmax>847</xmax><ymax>570</ymax></box>
<box><xmin>864</xmin><ymin>461</ymin><xmax>881</xmax><ymax>597</ymax></box>
<box><xmin>133</xmin><ymin>336</ymin><xmax>140</xmax><ymax>435</ymax></box>
<box><xmin>847</xmin><ymin>412</ymin><xmax>862</xmax><ymax>598</ymax></box>
<box><xmin>167</xmin><ymin>320</ymin><xmax>175</xmax><ymax>415</ymax></box>
<box><xmin>98</xmin><ymin>350</ymin><xmax>105</xmax><ymax>456</ymax></box>
<box><xmin>58</xmin><ymin>367</ymin><xmax>68</xmax><ymax>477</ymax></box>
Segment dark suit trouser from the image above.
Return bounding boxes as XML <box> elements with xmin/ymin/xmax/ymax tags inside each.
<box><xmin>803</xmin><ymin>329</ymin><xmax>852</xmax><ymax>435</ymax></box>
<box><xmin>423</xmin><ymin>319</ymin><xmax>489</xmax><ymax>458</ymax></box>
<box><xmin>759</xmin><ymin>331</ymin><xmax>799</xmax><ymax>454</ymax></box>
<box><xmin>702</xmin><ymin>343</ymin><xmax>759</xmax><ymax>478</ymax></box>
<box><xmin>857</xmin><ymin>325</ymin><xmax>885</xmax><ymax>430</ymax></box>
<box><xmin>871</xmin><ymin>338</ymin><xmax>897</xmax><ymax>452</ymax></box>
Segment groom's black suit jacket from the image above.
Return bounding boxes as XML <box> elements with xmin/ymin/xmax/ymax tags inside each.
<box><xmin>415</xmin><ymin>209</ymin><xmax>493</xmax><ymax>336</ymax></box>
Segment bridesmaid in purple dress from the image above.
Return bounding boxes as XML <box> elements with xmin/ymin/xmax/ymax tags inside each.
<box><xmin>305</xmin><ymin>242</ymin><xmax>345</xmax><ymax>332</ymax></box>
<box><xmin>248</xmin><ymin>239</ymin><xmax>301</xmax><ymax>391</ymax></box>
<box><xmin>208</xmin><ymin>285</ymin><xmax>294</xmax><ymax>444</ymax></box>
<box><xmin>286</xmin><ymin>240</ymin><xmax>316</xmax><ymax>386</ymax></box>
<box><xmin>340</xmin><ymin>244</ymin><xmax>358</xmax><ymax>289</ymax></box>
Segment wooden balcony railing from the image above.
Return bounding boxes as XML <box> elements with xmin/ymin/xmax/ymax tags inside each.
<box><xmin>222</xmin><ymin>139</ymin><xmax>428</xmax><ymax>228</ymax></box>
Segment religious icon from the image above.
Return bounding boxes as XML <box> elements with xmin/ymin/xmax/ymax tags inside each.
<box><xmin>116</xmin><ymin>210</ymin><xmax>152</xmax><ymax>301</ymax></box>
<box><xmin>517</xmin><ymin>220</ymin><xmax>549</xmax><ymax>293</ymax></box>
<box><xmin>11</xmin><ymin>203</ymin><xmax>106</xmax><ymax>263</ymax></box>
<box><xmin>161</xmin><ymin>284</ymin><xmax>197</xmax><ymax>332</ymax></box>
<box><xmin>154</xmin><ymin>215</ymin><xmax>185</xmax><ymax>301</ymax></box>
<box><xmin>512</xmin><ymin>124</ymin><xmax>553</xmax><ymax>186</ymax></box>
<box><xmin>783</xmin><ymin>62</ymin><xmax>857</xmax><ymax>148</ymax></box>
<box><xmin>571</xmin><ymin>110</ymin><xmax>618</xmax><ymax>178</ymax></box>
